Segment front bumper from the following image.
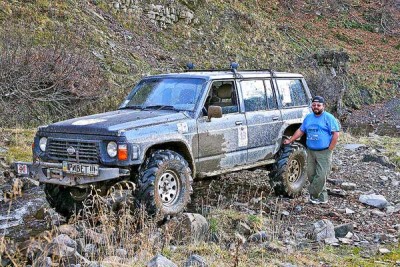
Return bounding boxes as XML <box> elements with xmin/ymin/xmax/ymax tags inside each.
<box><xmin>12</xmin><ymin>161</ymin><xmax>130</xmax><ymax>186</ymax></box>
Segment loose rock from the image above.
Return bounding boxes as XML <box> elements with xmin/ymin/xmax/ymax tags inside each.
<box><xmin>248</xmin><ymin>231</ymin><xmax>269</xmax><ymax>243</ymax></box>
<box><xmin>359</xmin><ymin>194</ymin><xmax>388</xmax><ymax>209</ymax></box>
<box><xmin>184</xmin><ymin>254</ymin><xmax>208</xmax><ymax>267</ymax></box>
<box><xmin>308</xmin><ymin>219</ymin><xmax>335</xmax><ymax>242</ymax></box>
<box><xmin>341</xmin><ymin>182</ymin><xmax>357</xmax><ymax>191</ymax></box>
<box><xmin>147</xmin><ymin>254</ymin><xmax>177</xmax><ymax>267</ymax></box>
<box><xmin>334</xmin><ymin>223</ymin><xmax>354</xmax><ymax>238</ymax></box>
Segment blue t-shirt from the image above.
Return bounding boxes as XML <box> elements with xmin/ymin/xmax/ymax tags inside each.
<box><xmin>300</xmin><ymin>111</ymin><xmax>340</xmax><ymax>150</ymax></box>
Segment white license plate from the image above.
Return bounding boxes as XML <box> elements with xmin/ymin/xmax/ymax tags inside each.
<box><xmin>17</xmin><ymin>164</ymin><xmax>28</xmax><ymax>175</ymax></box>
<box><xmin>62</xmin><ymin>162</ymin><xmax>99</xmax><ymax>176</ymax></box>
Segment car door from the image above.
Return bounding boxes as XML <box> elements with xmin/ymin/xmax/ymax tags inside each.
<box><xmin>239</xmin><ymin>79</ymin><xmax>283</xmax><ymax>163</ymax></box>
<box><xmin>196</xmin><ymin>80</ymin><xmax>247</xmax><ymax>175</ymax></box>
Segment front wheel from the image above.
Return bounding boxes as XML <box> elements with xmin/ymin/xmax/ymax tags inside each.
<box><xmin>44</xmin><ymin>184</ymin><xmax>87</xmax><ymax>219</ymax></box>
<box><xmin>269</xmin><ymin>142</ymin><xmax>307</xmax><ymax>197</ymax></box>
<box><xmin>136</xmin><ymin>150</ymin><xmax>193</xmax><ymax>216</ymax></box>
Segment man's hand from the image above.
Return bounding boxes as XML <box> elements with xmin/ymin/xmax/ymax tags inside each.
<box><xmin>283</xmin><ymin>129</ymin><xmax>304</xmax><ymax>145</ymax></box>
<box><xmin>283</xmin><ymin>139</ymin><xmax>292</xmax><ymax>145</ymax></box>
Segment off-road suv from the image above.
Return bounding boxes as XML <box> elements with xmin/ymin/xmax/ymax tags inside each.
<box><xmin>14</xmin><ymin>64</ymin><xmax>312</xmax><ymax>218</ymax></box>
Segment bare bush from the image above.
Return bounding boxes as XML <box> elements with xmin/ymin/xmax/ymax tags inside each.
<box><xmin>0</xmin><ymin>26</ymin><xmax>109</xmax><ymax>127</ymax></box>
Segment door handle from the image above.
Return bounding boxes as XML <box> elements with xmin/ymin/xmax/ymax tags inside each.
<box><xmin>235</xmin><ymin>121</ymin><xmax>243</xmax><ymax>125</ymax></box>
<box><xmin>272</xmin><ymin>116</ymin><xmax>280</xmax><ymax>121</ymax></box>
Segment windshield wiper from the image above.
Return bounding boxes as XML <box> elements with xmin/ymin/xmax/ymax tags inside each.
<box><xmin>143</xmin><ymin>105</ymin><xmax>179</xmax><ymax>111</ymax></box>
<box><xmin>119</xmin><ymin>105</ymin><xmax>144</xmax><ymax>110</ymax></box>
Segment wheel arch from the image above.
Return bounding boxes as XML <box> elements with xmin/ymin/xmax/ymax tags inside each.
<box><xmin>283</xmin><ymin>123</ymin><xmax>306</xmax><ymax>146</ymax></box>
<box><xmin>144</xmin><ymin>141</ymin><xmax>195</xmax><ymax>176</ymax></box>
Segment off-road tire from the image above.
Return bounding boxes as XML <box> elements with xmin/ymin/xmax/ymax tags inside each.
<box><xmin>269</xmin><ymin>142</ymin><xmax>307</xmax><ymax>197</ymax></box>
<box><xmin>44</xmin><ymin>184</ymin><xmax>85</xmax><ymax>219</ymax></box>
<box><xmin>136</xmin><ymin>150</ymin><xmax>193</xmax><ymax>216</ymax></box>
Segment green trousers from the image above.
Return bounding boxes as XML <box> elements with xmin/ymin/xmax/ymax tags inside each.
<box><xmin>307</xmin><ymin>149</ymin><xmax>333</xmax><ymax>201</ymax></box>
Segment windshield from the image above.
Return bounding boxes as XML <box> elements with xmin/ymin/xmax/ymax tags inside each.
<box><xmin>120</xmin><ymin>77</ymin><xmax>207</xmax><ymax>112</ymax></box>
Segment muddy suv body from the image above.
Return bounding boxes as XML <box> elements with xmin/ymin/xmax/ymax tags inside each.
<box><xmin>14</xmin><ymin>68</ymin><xmax>312</xmax><ymax>217</ymax></box>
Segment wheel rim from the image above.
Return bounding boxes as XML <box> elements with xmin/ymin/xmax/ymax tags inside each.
<box><xmin>288</xmin><ymin>159</ymin><xmax>301</xmax><ymax>183</ymax></box>
<box><xmin>158</xmin><ymin>170</ymin><xmax>180</xmax><ymax>206</ymax></box>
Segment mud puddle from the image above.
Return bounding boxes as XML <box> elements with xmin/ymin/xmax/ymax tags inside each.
<box><xmin>188</xmin><ymin>168</ymin><xmax>272</xmax><ymax>213</ymax></box>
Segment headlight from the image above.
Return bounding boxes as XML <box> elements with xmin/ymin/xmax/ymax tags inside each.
<box><xmin>39</xmin><ymin>137</ymin><xmax>47</xmax><ymax>151</ymax></box>
<box><xmin>107</xmin><ymin>141</ymin><xmax>118</xmax><ymax>157</ymax></box>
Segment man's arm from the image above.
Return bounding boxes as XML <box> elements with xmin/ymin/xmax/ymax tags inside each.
<box><xmin>328</xmin><ymin>131</ymin><xmax>340</xmax><ymax>151</ymax></box>
<box><xmin>283</xmin><ymin>129</ymin><xmax>304</xmax><ymax>145</ymax></box>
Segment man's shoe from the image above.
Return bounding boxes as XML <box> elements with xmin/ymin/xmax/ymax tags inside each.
<box><xmin>309</xmin><ymin>196</ymin><xmax>328</xmax><ymax>204</ymax></box>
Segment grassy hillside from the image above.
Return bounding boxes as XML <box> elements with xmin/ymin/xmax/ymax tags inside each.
<box><xmin>0</xmin><ymin>0</ymin><xmax>399</xmax><ymax>126</ymax></box>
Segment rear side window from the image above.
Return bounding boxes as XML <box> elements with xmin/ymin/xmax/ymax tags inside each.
<box><xmin>276</xmin><ymin>79</ymin><xmax>308</xmax><ymax>107</ymax></box>
<box><xmin>241</xmin><ymin>80</ymin><xmax>267</xmax><ymax>112</ymax></box>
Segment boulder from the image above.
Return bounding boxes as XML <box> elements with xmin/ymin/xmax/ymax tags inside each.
<box><xmin>308</xmin><ymin>219</ymin><xmax>335</xmax><ymax>242</ymax></box>
<box><xmin>324</xmin><ymin>237</ymin><xmax>339</xmax><ymax>246</ymax></box>
<box><xmin>334</xmin><ymin>223</ymin><xmax>354</xmax><ymax>238</ymax></box>
<box><xmin>359</xmin><ymin>194</ymin><xmax>388</xmax><ymax>209</ymax></box>
<box><xmin>343</xmin><ymin>144</ymin><xmax>365</xmax><ymax>151</ymax></box>
<box><xmin>52</xmin><ymin>234</ymin><xmax>77</xmax><ymax>249</ymax></box>
<box><xmin>147</xmin><ymin>254</ymin><xmax>177</xmax><ymax>267</ymax></box>
<box><xmin>58</xmin><ymin>224</ymin><xmax>79</xmax><ymax>239</ymax></box>
<box><xmin>248</xmin><ymin>231</ymin><xmax>269</xmax><ymax>243</ymax></box>
<box><xmin>184</xmin><ymin>254</ymin><xmax>208</xmax><ymax>267</ymax></box>
<box><xmin>167</xmin><ymin>213</ymin><xmax>208</xmax><ymax>244</ymax></box>
<box><xmin>362</xmin><ymin>154</ymin><xmax>396</xmax><ymax>169</ymax></box>
<box><xmin>236</xmin><ymin>222</ymin><xmax>251</xmax><ymax>235</ymax></box>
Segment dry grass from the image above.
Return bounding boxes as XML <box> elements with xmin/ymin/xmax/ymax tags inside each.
<box><xmin>1</xmin><ymin>130</ymin><xmax>400</xmax><ymax>265</ymax></box>
<box><xmin>0</xmin><ymin>128</ymin><xmax>35</xmax><ymax>164</ymax></box>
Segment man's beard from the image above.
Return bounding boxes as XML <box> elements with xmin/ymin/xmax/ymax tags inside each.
<box><xmin>313</xmin><ymin>109</ymin><xmax>323</xmax><ymax>115</ymax></box>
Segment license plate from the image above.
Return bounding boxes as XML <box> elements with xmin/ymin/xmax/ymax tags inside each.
<box><xmin>17</xmin><ymin>164</ymin><xmax>28</xmax><ymax>175</ymax></box>
<box><xmin>62</xmin><ymin>162</ymin><xmax>99</xmax><ymax>176</ymax></box>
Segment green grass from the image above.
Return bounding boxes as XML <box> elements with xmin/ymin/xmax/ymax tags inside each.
<box><xmin>342</xmin><ymin>19</ymin><xmax>376</xmax><ymax>32</ymax></box>
<box><xmin>0</xmin><ymin>128</ymin><xmax>35</xmax><ymax>163</ymax></box>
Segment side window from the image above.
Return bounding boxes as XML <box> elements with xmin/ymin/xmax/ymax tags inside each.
<box><xmin>241</xmin><ymin>80</ymin><xmax>267</xmax><ymax>112</ymax></box>
<box><xmin>276</xmin><ymin>79</ymin><xmax>308</xmax><ymax>107</ymax></box>
<box><xmin>264</xmin><ymin>80</ymin><xmax>278</xmax><ymax>109</ymax></box>
<box><xmin>205</xmin><ymin>81</ymin><xmax>238</xmax><ymax>115</ymax></box>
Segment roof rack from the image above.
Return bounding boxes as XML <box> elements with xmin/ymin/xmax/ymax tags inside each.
<box><xmin>184</xmin><ymin>62</ymin><xmax>275</xmax><ymax>77</ymax></box>
<box><xmin>184</xmin><ymin>68</ymin><xmax>233</xmax><ymax>72</ymax></box>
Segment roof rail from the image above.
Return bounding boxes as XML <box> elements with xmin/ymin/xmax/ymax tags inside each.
<box><xmin>184</xmin><ymin>62</ymin><xmax>275</xmax><ymax>77</ymax></box>
<box><xmin>184</xmin><ymin>68</ymin><xmax>232</xmax><ymax>72</ymax></box>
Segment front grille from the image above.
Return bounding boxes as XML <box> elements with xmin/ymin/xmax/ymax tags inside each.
<box><xmin>47</xmin><ymin>139</ymin><xmax>99</xmax><ymax>164</ymax></box>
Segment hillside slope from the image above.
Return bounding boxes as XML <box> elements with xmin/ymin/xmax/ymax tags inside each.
<box><xmin>0</xmin><ymin>0</ymin><xmax>399</xmax><ymax>126</ymax></box>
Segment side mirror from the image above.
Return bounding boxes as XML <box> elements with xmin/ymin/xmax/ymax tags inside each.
<box><xmin>207</xmin><ymin>105</ymin><xmax>222</xmax><ymax>120</ymax></box>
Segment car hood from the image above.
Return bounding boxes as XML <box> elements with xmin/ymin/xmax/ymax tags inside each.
<box><xmin>43</xmin><ymin>109</ymin><xmax>189</xmax><ymax>136</ymax></box>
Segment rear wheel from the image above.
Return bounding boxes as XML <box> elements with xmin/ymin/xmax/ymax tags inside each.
<box><xmin>269</xmin><ymin>142</ymin><xmax>307</xmax><ymax>197</ymax></box>
<box><xmin>136</xmin><ymin>150</ymin><xmax>193</xmax><ymax>216</ymax></box>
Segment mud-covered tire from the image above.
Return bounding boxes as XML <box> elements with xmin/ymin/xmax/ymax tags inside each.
<box><xmin>136</xmin><ymin>150</ymin><xmax>193</xmax><ymax>216</ymax></box>
<box><xmin>44</xmin><ymin>184</ymin><xmax>84</xmax><ymax>219</ymax></box>
<box><xmin>269</xmin><ymin>142</ymin><xmax>307</xmax><ymax>197</ymax></box>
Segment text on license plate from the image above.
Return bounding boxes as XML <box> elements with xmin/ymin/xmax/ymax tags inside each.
<box><xmin>62</xmin><ymin>162</ymin><xmax>99</xmax><ymax>176</ymax></box>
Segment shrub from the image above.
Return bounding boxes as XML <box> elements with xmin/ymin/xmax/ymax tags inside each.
<box><xmin>0</xmin><ymin>25</ymin><xmax>109</xmax><ymax>127</ymax></box>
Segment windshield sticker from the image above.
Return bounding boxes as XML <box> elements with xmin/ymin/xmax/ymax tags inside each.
<box><xmin>72</xmin><ymin>119</ymin><xmax>106</xmax><ymax>125</ymax></box>
<box><xmin>238</xmin><ymin>126</ymin><xmax>248</xmax><ymax>147</ymax></box>
<box><xmin>177</xmin><ymin>122</ymin><xmax>188</xmax><ymax>133</ymax></box>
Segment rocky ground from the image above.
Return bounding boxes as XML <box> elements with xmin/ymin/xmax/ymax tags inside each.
<box><xmin>191</xmin><ymin>137</ymin><xmax>400</xmax><ymax>244</ymax></box>
<box><xmin>342</xmin><ymin>98</ymin><xmax>400</xmax><ymax>137</ymax></box>
<box><xmin>0</xmin><ymin>132</ymin><xmax>399</xmax><ymax>265</ymax></box>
